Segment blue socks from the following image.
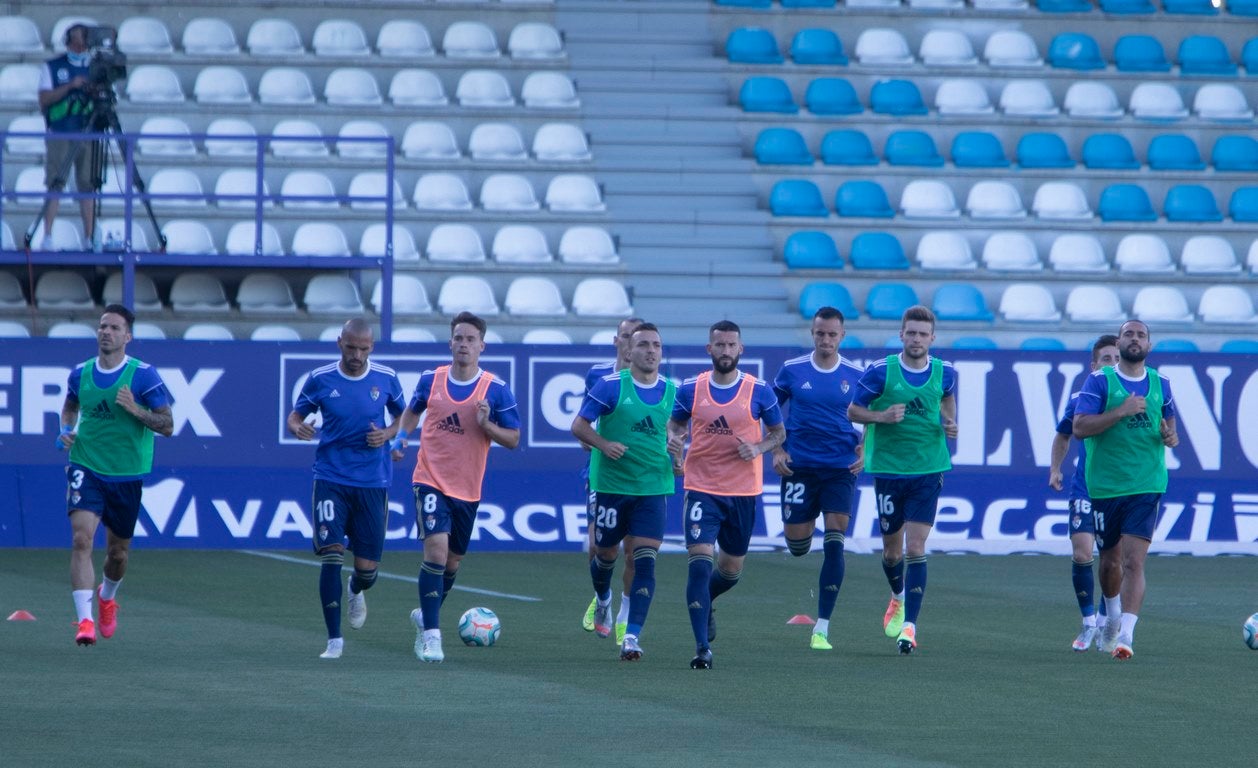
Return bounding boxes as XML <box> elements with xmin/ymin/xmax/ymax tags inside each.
<box><xmin>1072</xmin><ymin>559</ymin><xmax>1096</xmax><ymax>618</ymax></box>
<box><xmin>686</xmin><ymin>554</ymin><xmax>714</xmax><ymax>650</ymax></box>
<box><xmin>709</xmin><ymin>566</ymin><xmax>740</xmax><ymax>601</ymax></box>
<box><xmin>626</xmin><ymin>547</ymin><xmax>657</xmax><ymax>638</ymax></box>
<box><xmin>319</xmin><ymin>552</ymin><xmax>343</xmax><ymax>639</ymax></box>
<box><xmin>442</xmin><ymin>571</ymin><xmax>457</xmax><ymax>605</ymax></box>
<box><xmin>818</xmin><ymin>531</ymin><xmax>845</xmax><ymax>621</ymax></box>
<box><xmin>905</xmin><ymin>556</ymin><xmax>927</xmax><ymax>625</ymax></box>
<box><xmin>349</xmin><ymin>567</ymin><xmax>377</xmax><ymax>595</ymax></box>
<box><xmin>590</xmin><ymin>555</ymin><xmax>616</xmax><ymax>602</ymax></box>
<box><xmin>883</xmin><ymin>556</ymin><xmax>905</xmax><ymax>596</ymax></box>
<box><xmin>419</xmin><ymin>561</ymin><xmax>444</xmax><ymax>630</ymax></box>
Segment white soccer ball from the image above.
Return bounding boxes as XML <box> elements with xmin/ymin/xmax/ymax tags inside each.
<box><xmin>458</xmin><ymin>607</ymin><xmax>501</xmax><ymax>647</ymax></box>
<box><xmin>1244</xmin><ymin>613</ymin><xmax>1258</xmax><ymax>650</ymax></box>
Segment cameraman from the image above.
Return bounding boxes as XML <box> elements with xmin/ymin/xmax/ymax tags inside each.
<box><xmin>36</xmin><ymin>23</ymin><xmax>96</xmax><ymax>252</ymax></box>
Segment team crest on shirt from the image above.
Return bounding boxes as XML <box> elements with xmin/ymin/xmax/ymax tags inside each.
<box><xmin>319</xmin><ymin>525</ymin><xmax>328</xmax><ymax>541</ymax></box>
<box><xmin>369</xmin><ymin>386</ymin><xmax>380</xmax><ymax>401</ymax></box>
<box><xmin>425</xmin><ymin>514</ymin><xmax>436</xmax><ymax>530</ymax></box>
<box><xmin>841</xmin><ymin>380</ymin><xmax>850</xmax><ymax>394</ymax></box>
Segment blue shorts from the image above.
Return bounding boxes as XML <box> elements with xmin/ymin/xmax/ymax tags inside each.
<box><xmin>66</xmin><ymin>464</ymin><xmax>142</xmax><ymax>540</ymax></box>
<box><xmin>585</xmin><ymin>478</ymin><xmax>596</xmax><ymax>522</ymax></box>
<box><xmin>592</xmin><ymin>492</ymin><xmax>666</xmax><ymax>548</ymax></box>
<box><xmin>1068</xmin><ymin>498</ymin><xmax>1097</xmax><ymax>537</ymax></box>
<box><xmin>874</xmin><ymin>473</ymin><xmax>944</xmax><ymax>536</ymax></box>
<box><xmin>414</xmin><ymin>484</ymin><xmax>479</xmax><ymax>557</ymax></box>
<box><xmin>683</xmin><ymin>490</ymin><xmax>757</xmax><ymax>557</ymax></box>
<box><xmin>1093</xmin><ymin>493</ymin><xmax>1161</xmax><ymax>551</ymax></box>
<box><xmin>311</xmin><ymin>480</ymin><xmax>389</xmax><ymax>561</ymax></box>
<box><xmin>781</xmin><ymin>467</ymin><xmax>857</xmax><ymax>525</ymax></box>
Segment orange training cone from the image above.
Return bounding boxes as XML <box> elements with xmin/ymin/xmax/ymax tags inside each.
<box><xmin>787</xmin><ymin>614</ymin><xmax>815</xmax><ymax>626</ymax></box>
<box><xmin>7</xmin><ymin>610</ymin><xmax>36</xmax><ymax>621</ymax></box>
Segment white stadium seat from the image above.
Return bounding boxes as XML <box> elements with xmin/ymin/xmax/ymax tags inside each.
<box><xmin>469</xmin><ymin>123</ymin><xmax>528</xmax><ymax>161</ymax></box>
<box><xmin>194</xmin><ymin>66</ymin><xmax>251</xmax><ymax>104</ymax></box>
<box><xmin>402</xmin><ymin>121</ymin><xmax>460</xmax><ymax>159</ymax></box>
<box><xmin>389</xmin><ymin>69</ymin><xmax>448</xmax><ymax>106</ymax></box>
<box><xmin>0</xmin><ymin>16</ymin><xmax>44</xmax><ymax>53</ymax></box>
<box><xmin>225</xmin><ymin>221</ymin><xmax>283</xmax><ymax>256</ymax></box>
<box><xmin>48</xmin><ymin>322</ymin><xmax>99</xmax><ymax>338</ymax></box>
<box><xmin>1180</xmin><ymin>236</ymin><xmax>1240</xmax><ymax>274</ymax></box>
<box><xmin>521</xmin><ymin>72</ymin><xmax>579</xmax><ymax>108</ymax></box>
<box><xmin>280</xmin><ymin>171</ymin><xmax>338</xmax><ymax>209</ymax></box>
<box><xmin>312</xmin><ymin>19</ymin><xmax>369</xmax><ymax>57</ymax></box>
<box><xmin>6</xmin><ymin>114</ymin><xmax>45</xmax><ymax>156</ymax></box>
<box><xmin>258</xmin><ymin>67</ymin><xmax>315</xmax><ymax>105</ymax></box>
<box><xmin>1033</xmin><ymin>182</ymin><xmax>1092</xmax><ymax>220</ymax></box>
<box><xmin>532</xmin><ymin>123</ymin><xmax>592</xmax><ymax>162</ymax></box>
<box><xmin>413</xmin><ymin>173</ymin><xmax>473</xmax><ymax>211</ymax></box>
<box><xmin>205</xmin><ymin>118</ymin><xmax>258</xmax><ymax>156</ymax></box>
<box><xmin>181</xmin><ymin>18</ymin><xmax>239</xmax><ymax>55</ymax></box>
<box><xmin>36</xmin><ymin>271</ymin><xmax>94</xmax><ymax>309</ymax></box>
<box><xmin>1000</xmin><ymin>284</ymin><xmax>1061</xmax><ymax>322</ymax></box>
<box><xmin>324</xmin><ymin>68</ymin><xmax>382</xmax><ymax>105</ymax></box>
<box><xmin>545</xmin><ymin>175</ymin><xmax>605</xmax><ymax>212</ymax></box>
<box><xmin>442</xmin><ymin>21</ymin><xmax>500</xmax><ymax>59</ymax></box>
<box><xmin>984</xmin><ymin>30</ymin><xmax>1042</xmax><ymax>68</ymax></box>
<box><xmin>480</xmin><ymin>174</ymin><xmax>539</xmax><ymax>211</ymax></box>
<box><xmin>492</xmin><ymin>225</ymin><xmax>552</xmax><ymax>263</ymax></box>
<box><xmin>347</xmin><ymin>172</ymin><xmax>405</xmax><ymax>211</ymax></box>
<box><xmin>426</xmin><ymin>224</ymin><xmax>486</xmax><ymax>262</ymax></box>
<box><xmin>147</xmin><ymin>169</ymin><xmax>206</xmax><ymax>208</ymax></box>
<box><xmin>247</xmin><ymin>19</ymin><xmax>303</xmax><ymax>56</ymax></box>
<box><xmin>372</xmin><ymin>275</ymin><xmax>432</xmax><ymax>314</ymax></box>
<box><xmin>236</xmin><ymin>274</ymin><xmax>297</xmax><ymax>314</ymax></box>
<box><xmin>855</xmin><ymin>28</ymin><xmax>913</xmax><ymax>65</ymax></box>
<box><xmin>291</xmin><ymin>223</ymin><xmax>351</xmax><ymax>257</ymax></box>
<box><xmin>1198</xmin><ymin>286</ymin><xmax>1257</xmax><ymax>323</ymax></box>
<box><xmin>572</xmin><ymin>278</ymin><xmax>632</xmax><ymax>316</ymax></box>
<box><xmin>919</xmin><ymin>30</ymin><xmax>977</xmax><ymax>67</ymax></box>
<box><xmin>981</xmin><ymin>232</ymin><xmax>1041</xmax><ymax>271</ymax></box>
<box><xmin>1115</xmin><ymin>234</ymin><xmax>1175</xmax><ymax>273</ymax></box>
<box><xmin>506</xmin><ymin>277</ymin><xmax>566</xmax><ymax>316</ymax></box>
<box><xmin>162</xmin><ymin>220</ymin><xmax>218</xmax><ymax>255</ymax></box>
<box><xmin>304</xmin><ymin>275</ymin><xmax>363</xmax><ymax>313</ymax></box>
<box><xmin>1049</xmin><ymin>234</ymin><xmax>1108</xmax><ymax>272</ymax></box>
<box><xmin>125</xmin><ymin>65</ymin><xmax>184</xmax><ymax>103</ymax></box>
<box><xmin>1000</xmin><ymin>81</ymin><xmax>1058</xmax><ymax>117</ymax></box>
<box><xmin>102</xmin><ymin>271</ymin><xmax>160</xmax><ymax>310</ymax></box>
<box><xmin>118</xmin><ymin>17</ymin><xmax>173</xmax><ymax>54</ymax></box>
<box><xmin>0</xmin><ymin>63</ymin><xmax>40</xmax><ymax>104</ymax></box>
<box><xmin>337</xmin><ymin>120</ymin><xmax>390</xmax><ymax>158</ymax></box>
<box><xmin>137</xmin><ymin>117</ymin><xmax>196</xmax><ymax>156</ymax></box>
<box><xmin>360</xmin><ymin>224</ymin><xmax>420</xmax><ymax>261</ymax></box>
<box><xmin>438</xmin><ymin>276</ymin><xmax>499</xmax><ymax>315</ymax></box>
<box><xmin>915</xmin><ymin>231</ymin><xmax>977</xmax><ymax>270</ymax></box>
<box><xmin>251</xmin><ymin>325</ymin><xmax>301</xmax><ymax>341</ymax></box>
<box><xmin>508</xmin><ymin>23</ymin><xmax>565</xmax><ymax>60</ymax></box>
<box><xmin>170</xmin><ymin>273</ymin><xmax>229</xmax><ymax>312</ymax></box>
<box><xmin>1129</xmin><ymin>83</ymin><xmax>1188</xmax><ymax>120</ymax></box>
<box><xmin>377</xmin><ymin>20</ymin><xmax>435</xmax><ymax>58</ymax></box>
<box><xmin>522</xmin><ymin>329</ymin><xmax>572</xmax><ymax>344</ymax></box>
<box><xmin>900</xmin><ymin>180</ymin><xmax>960</xmax><ymax>219</ymax></box>
<box><xmin>1066</xmin><ymin>286</ymin><xmax>1125</xmax><ymax>322</ymax></box>
<box><xmin>966</xmin><ymin>181</ymin><xmax>1025</xmax><ymax>219</ymax></box>
<box><xmin>1133</xmin><ymin>286</ymin><xmax>1192</xmax><ymax>322</ymax></box>
<box><xmin>456</xmin><ymin>70</ymin><xmax>514</xmax><ymax>107</ymax></box>
<box><xmin>559</xmin><ymin>227</ymin><xmax>619</xmax><ymax>264</ymax></box>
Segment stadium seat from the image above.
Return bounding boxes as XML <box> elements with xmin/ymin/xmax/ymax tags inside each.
<box><xmin>225</xmin><ymin>221</ymin><xmax>282</xmax><ymax>256</ymax></box>
<box><xmin>573</xmin><ymin>279</ymin><xmax>633</xmax><ymax>317</ymax></box>
<box><xmin>119</xmin><ymin>323</ymin><xmax>165</xmax><ymax>340</ymax></box>
<box><xmin>258</xmin><ymin>68</ymin><xmax>315</xmax><ymax>104</ymax></box>
<box><xmin>855</xmin><ymin>29</ymin><xmax>913</xmax><ymax>65</ymax></box>
<box><xmin>95</xmin><ymin>219</ymin><xmax>151</xmax><ymax>254</ymax></box>
<box><xmin>545</xmin><ymin>175</ymin><xmax>605</xmax><ymax>212</ymax></box>
<box><xmin>933</xmin><ymin>284</ymin><xmax>992</xmax><ymax>322</ymax></box>
<box><xmin>798</xmin><ymin>282</ymin><xmax>858</xmax><ymax>319</ymax></box>
<box><xmin>1114</xmin><ymin>35</ymin><xmax>1170</xmax><ymax>72</ymax></box>
<box><xmin>291</xmin><ymin>223</ymin><xmax>351</xmax><ymax>257</ymax></box>
<box><xmin>28</xmin><ymin>220</ymin><xmax>83</xmax><ymax>251</ymax></box>
<box><xmin>1064</xmin><ymin>82</ymin><xmax>1122</xmax><ymax>118</ymax></box>
<box><xmin>919</xmin><ymin>30</ymin><xmax>977</xmax><ymax>67</ymax></box>
<box><xmin>770</xmin><ymin>180</ymin><xmax>828</xmax><ymax>217</ymax></box>
<box><xmin>1000</xmin><ymin>284</ymin><xmax>1061</xmax><ymax>321</ymax></box>
<box><xmin>1221</xmin><ymin>339</ymin><xmax>1258</xmax><ymax>353</ymax></box>
<box><xmin>312</xmin><ymin>19</ymin><xmax>369</xmax><ymax>57</ymax></box>
<box><xmin>468</xmin><ymin>123</ymin><xmax>528</xmax><ymax>161</ymax></box>
<box><xmin>125</xmin><ymin>65</ymin><xmax>184</xmax><ymax>103</ymax></box>
<box><xmin>966</xmin><ymin>181</ymin><xmax>1026</xmax><ymax>219</ymax></box>
<box><xmin>119</xmin><ymin>17</ymin><xmax>173</xmax><ymax>54</ymax></box>
<box><xmin>1198</xmin><ymin>286</ymin><xmax>1256</xmax><ymax>323</ymax></box>
<box><xmin>389</xmin><ymin>69</ymin><xmax>448</xmax><ymax>106</ymax></box>
<box><xmin>1243</xmin><ymin>38</ymin><xmax>1258</xmax><ymax>73</ymax></box>
<box><xmin>1165</xmin><ymin>185</ymin><xmax>1222</xmax><ymax>222</ymax></box>
<box><xmin>522</xmin><ymin>329</ymin><xmax>573</xmax><ymax>344</ymax></box>
<box><xmin>1164</xmin><ymin>0</ymin><xmax>1218</xmax><ymax>12</ymax></box>
<box><xmin>1129</xmin><ymin>83</ymin><xmax>1188</xmax><ymax>120</ymax></box>
<box><xmin>10</xmin><ymin>166</ymin><xmax>46</xmax><ymax>207</ymax></box>
<box><xmin>376</xmin><ymin>20</ymin><xmax>435</xmax><ymax>58</ymax></box>
<box><xmin>1181</xmin><ymin>235</ymin><xmax>1240</xmax><ymax>273</ymax></box>
<box><xmin>983</xmin><ymin>31</ymin><xmax>1042</xmax><ymax>68</ymax></box>
<box><xmin>999</xmin><ymin>81</ymin><xmax>1058</xmax><ymax>116</ymax></box>
<box><xmin>1100</xmin><ymin>0</ymin><xmax>1155</xmax><ymax>12</ymax></box>
<box><xmin>790</xmin><ymin>29</ymin><xmax>847</xmax><ymax>65</ymax></box>
<box><xmin>726</xmin><ymin>28</ymin><xmax>782</xmax><ymax>64</ymax></box>
<box><xmin>270</xmin><ymin>119</ymin><xmax>328</xmax><ymax>157</ymax></box>
<box><xmin>280</xmin><ymin>171</ymin><xmax>338</xmax><ymax>210</ymax></box>
<box><xmin>740</xmin><ymin>77</ymin><xmax>796</xmax><ymax>113</ymax></box>
<box><xmin>836</xmin><ymin>181</ymin><xmax>894</xmax><ymax>218</ymax></box>
<box><xmin>951</xmin><ymin>132</ymin><xmax>1008</xmax><ymax>168</ymax></box>
<box><xmin>247</xmin><ymin>19</ymin><xmax>302</xmax><ymax>55</ymax></box>
<box><xmin>169</xmin><ymin>274</ymin><xmax>229</xmax><ymax>312</ymax></box>
<box><xmin>982</xmin><ymin>232</ymin><xmax>1041</xmax><ymax>271</ymax></box>
<box><xmin>1082</xmin><ymin>133</ymin><xmax>1139</xmax><ymax>170</ymax></box>
<box><xmin>850</xmin><ymin>232</ymin><xmax>909</xmax><ymax>270</ymax></box>
<box><xmin>870</xmin><ymin>79</ymin><xmax>927</xmax><ymax>115</ymax></box>
<box><xmin>1153</xmin><ymin>339</ymin><xmax>1200</xmax><ymax>352</ymax></box>
<box><xmin>1017</xmin><ymin>133</ymin><xmax>1073</xmax><ymax>168</ymax></box>
<box><xmin>147</xmin><ymin>169</ymin><xmax>206</xmax><ymax>208</ymax></box>
<box><xmin>884</xmin><ymin>131</ymin><xmax>943</xmax><ymax>167</ymax></box>
<box><xmin>820</xmin><ymin>129</ymin><xmax>877</xmax><ymax>165</ymax></box>
<box><xmin>359</xmin><ymin>224</ymin><xmax>420</xmax><ymax>262</ymax></box>
<box><xmin>934</xmin><ymin>79</ymin><xmax>993</xmax><ymax>115</ymax></box>
<box><xmin>1098</xmin><ymin>184</ymin><xmax>1156</xmax><ymax>221</ymax></box>
<box><xmin>413</xmin><ymin>173</ymin><xmax>473</xmax><ymax>211</ymax></box>
<box><xmin>402</xmin><ymin>121</ymin><xmax>461</xmax><ymax>160</ymax></box>
<box><xmin>337</xmin><ymin>120</ymin><xmax>390</xmax><ymax>159</ymax></box>
<box><xmin>1230</xmin><ymin>187</ymin><xmax>1258</xmax><ymax>221</ymax></box>
<box><xmin>51</xmin><ymin>17</ymin><xmax>99</xmax><ymax>54</ymax></box>
<box><xmin>236</xmin><ymin>274</ymin><xmax>297</xmax><ymax>314</ymax></box>
<box><xmin>5</xmin><ymin>114</ymin><xmax>44</xmax><ymax>156</ymax></box>
<box><xmin>347</xmin><ymin>172</ymin><xmax>405</xmax><ymax>211</ymax></box>
<box><xmin>782</xmin><ymin>0</ymin><xmax>836</xmax><ymax>7</ymax></box>
<box><xmin>193</xmin><ymin>66</ymin><xmax>250</xmax><ymax>104</ymax></box>
<box><xmin>492</xmin><ymin>225</ymin><xmax>552</xmax><ymax>263</ymax></box>
<box><xmin>1133</xmin><ymin>286</ymin><xmax>1193</xmax><ymax>322</ymax></box>
<box><xmin>1246</xmin><ymin>240</ymin><xmax>1258</xmax><ymax>272</ymax></box>
<box><xmin>1066</xmin><ymin>286</ymin><xmax>1126</xmax><ymax>322</ymax></box>
<box><xmin>847</xmin><ymin>0</ymin><xmax>898</xmax><ymax>7</ymax></box>
<box><xmin>426</xmin><ymin>224</ymin><xmax>486</xmax><ymax>263</ymax></box>
<box><xmin>754</xmin><ymin>128</ymin><xmax>812</xmax><ymax>165</ymax></box>
<box><xmin>952</xmin><ymin>337</ymin><xmax>998</xmax><ymax>350</ymax></box>
<box><xmin>162</xmin><ymin>220</ymin><xmax>217</xmax><ymax>255</ymax></box>
<box><xmin>533</xmin><ymin>123</ymin><xmax>591</xmax><ymax>162</ymax></box>
<box><xmin>182</xmin><ymin>324</ymin><xmax>235</xmax><ymax>341</ymax></box>
<box><xmin>509</xmin><ymin>22</ymin><xmax>564</xmax><ymax>60</ymax></box>
<box><xmin>901</xmin><ymin>181</ymin><xmax>960</xmax><ymax>218</ymax></box>
<box><xmin>1049</xmin><ymin>234</ymin><xmax>1109</xmax><ymax>271</ymax></box>
<box><xmin>304</xmin><ymin>275</ymin><xmax>363</xmax><ymax>314</ymax></box>
<box><xmin>782</xmin><ymin>231</ymin><xmax>841</xmax><ymax>269</ymax></box>
<box><xmin>47</xmin><ymin>322</ymin><xmax>98</xmax><ymax>339</ymax></box>
<box><xmin>559</xmin><ymin>227</ymin><xmax>619</xmax><ymax>264</ymax></box>
<box><xmin>865</xmin><ymin>283</ymin><xmax>919</xmax><ymax>319</ymax></box>
<box><xmin>250</xmin><ymin>325</ymin><xmax>300</xmax><ymax>342</ymax></box>
<box><xmin>137</xmin><ymin>117</ymin><xmax>196</xmax><ymax>156</ymax></box>
<box><xmin>372</xmin><ymin>275</ymin><xmax>432</xmax><ymax>315</ymax></box>
<box><xmin>1212</xmin><ymin>135</ymin><xmax>1258</xmax><ymax>171</ymax></box>
<box><xmin>101</xmin><ymin>272</ymin><xmax>158</xmax><ymax>311</ymax></box>
<box><xmin>1020</xmin><ymin>338</ymin><xmax>1067</xmax><ymax>351</ymax></box>
<box><xmin>392</xmin><ymin>327</ymin><xmax>438</xmax><ymax>343</ymax></box>
<box><xmin>805</xmin><ymin>78</ymin><xmax>861</xmax><ymax>115</ymax></box>
<box><xmin>317</xmin><ymin>326</ymin><xmax>344</xmax><ymax>342</ymax></box>
<box><xmin>1178</xmin><ymin>36</ymin><xmax>1235</xmax><ymax>75</ymax></box>
<box><xmin>456</xmin><ymin>70</ymin><xmax>514</xmax><ymax>107</ymax></box>
<box><xmin>182</xmin><ymin>17</ymin><xmax>239</xmax><ymax>55</ymax></box>
<box><xmin>324</xmin><ymin>68</ymin><xmax>382</xmax><ymax>105</ymax></box>
<box><xmin>917</xmin><ymin>231</ymin><xmax>977</xmax><ymax>269</ymax></box>
<box><xmin>1115</xmin><ymin>234</ymin><xmax>1175</xmax><ymax>273</ymax></box>
<box><xmin>204</xmin><ymin>118</ymin><xmax>257</xmax><ymax>156</ymax></box>
<box><xmin>0</xmin><ymin>16</ymin><xmax>42</xmax><ymax>53</ymax></box>
<box><xmin>1147</xmin><ymin>134</ymin><xmax>1205</xmax><ymax>170</ymax></box>
<box><xmin>505</xmin><ymin>277</ymin><xmax>566</xmax><ymax>316</ymax></box>
<box><xmin>1048</xmin><ymin>33</ymin><xmax>1105</xmax><ymax>70</ymax></box>
<box><xmin>1193</xmin><ymin>84</ymin><xmax>1253</xmax><ymax>120</ymax></box>
<box><xmin>0</xmin><ymin>271</ymin><xmax>24</xmax><ymax>309</ymax></box>
<box><xmin>442</xmin><ymin>21</ymin><xmax>500</xmax><ymax>59</ymax></box>
<box><xmin>480</xmin><ymin>174</ymin><xmax>539</xmax><ymax>212</ymax></box>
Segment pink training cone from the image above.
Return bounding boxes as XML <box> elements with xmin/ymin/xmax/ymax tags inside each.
<box><xmin>7</xmin><ymin>610</ymin><xmax>36</xmax><ymax>621</ymax></box>
<box><xmin>787</xmin><ymin>614</ymin><xmax>816</xmax><ymax>626</ymax></box>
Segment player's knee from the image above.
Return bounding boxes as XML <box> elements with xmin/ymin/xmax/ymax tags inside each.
<box><xmin>786</xmin><ymin>536</ymin><xmax>812</xmax><ymax>557</ymax></box>
<box><xmin>71</xmin><ymin>528</ymin><xmax>94</xmax><ymax>552</ymax></box>
<box><xmin>632</xmin><ymin>546</ymin><xmax>658</xmax><ymax>563</ymax></box>
<box><xmin>320</xmin><ymin>551</ymin><xmax>345</xmax><ymax>567</ymax></box>
<box><xmin>353</xmin><ymin>567</ymin><xmax>378</xmax><ymax>592</ymax></box>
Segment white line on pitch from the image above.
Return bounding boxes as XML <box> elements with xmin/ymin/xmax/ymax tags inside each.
<box><xmin>237</xmin><ymin>550</ymin><xmax>543</xmax><ymax>602</ymax></box>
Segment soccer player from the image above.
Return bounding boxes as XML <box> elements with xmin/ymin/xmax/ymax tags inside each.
<box><xmin>571</xmin><ymin>322</ymin><xmax>675</xmax><ymax>660</ymax></box>
<box><xmin>668</xmin><ymin>320</ymin><xmax>785</xmax><ymax>669</ymax></box>
<box><xmin>1048</xmin><ymin>335</ymin><xmax>1119</xmax><ymax>652</ymax></box>
<box><xmin>848</xmin><ymin>306</ymin><xmax>957</xmax><ymax>655</ymax></box>
<box><xmin>1073</xmin><ymin>320</ymin><xmax>1177</xmax><ymax>660</ymax></box>
<box><xmin>57</xmin><ymin>304</ymin><xmax>173</xmax><ymax>646</ymax></box>
<box><xmin>287</xmin><ymin>318</ymin><xmax>406</xmax><ymax>659</ymax></box>
<box><xmin>771</xmin><ymin>307</ymin><xmax>864</xmax><ymax>651</ymax></box>
<box><xmin>579</xmin><ymin>316</ymin><xmax>644</xmax><ymax>642</ymax></box>
<box><xmin>396</xmin><ymin>312</ymin><xmax>521</xmax><ymax>663</ymax></box>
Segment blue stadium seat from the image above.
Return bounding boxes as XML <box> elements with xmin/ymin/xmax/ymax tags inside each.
<box><xmin>805</xmin><ymin>78</ymin><xmax>862</xmax><ymax>115</ymax></box>
<box><xmin>754</xmin><ymin>128</ymin><xmax>812</xmax><ymax>165</ymax></box>
<box><xmin>870</xmin><ymin>80</ymin><xmax>927</xmax><ymax>116</ymax></box>
<box><xmin>1099</xmin><ymin>0</ymin><xmax>1155</xmax><ymax>12</ymax></box>
<box><xmin>739</xmin><ymin>77</ymin><xmax>796</xmax><ymax>113</ymax></box>
<box><xmin>865</xmin><ymin>283</ymin><xmax>919</xmax><ymax>320</ymax></box>
<box><xmin>1231</xmin><ymin>0</ymin><xmax>1258</xmax><ymax>14</ymax></box>
<box><xmin>1114</xmin><ymin>35</ymin><xmax>1170</xmax><ymax>72</ymax></box>
<box><xmin>783</xmin><ymin>231</ymin><xmax>842</xmax><ymax>269</ymax></box>
<box><xmin>1047</xmin><ymin>33</ymin><xmax>1105</xmax><ymax>70</ymax></box>
<box><xmin>790</xmin><ymin>29</ymin><xmax>847</xmax><ymax>66</ymax></box>
<box><xmin>1037</xmin><ymin>0</ymin><xmax>1093</xmax><ymax>10</ymax></box>
<box><xmin>1017</xmin><ymin>133</ymin><xmax>1074</xmax><ymax>168</ymax></box>
<box><xmin>1082</xmin><ymin>134</ymin><xmax>1139</xmax><ymax>170</ymax></box>
<box><xmin>1164</xmin><ymin>0</ymin><xmax>1219</xmax><ymax>13</ymax></box>
<box><xmin>1178</xmin><ymin>36</ymin><xmax>1236</xmax><ymax>75</ymax></box>
<box><xmin>951</xmin><ymin>132</ymin><xmax>1009</xmax><ymax>168</ymax></box>
<box><xmin>835</xmin><ymin>180</ymin><xmax>894</xmax><ymax>218</ymax></box>
<box><xmin>1242</xmin><ymin>38</ymin><xmax>1258</xmax><ymax>73</ymax></box>
<box><xmin>1211</xmin><ymin>136</ymin><xmax>1258</xmax><ymax>171</ymax></box>
<box><xmin>1098</xmin><ymin>184</ymin><xmax>1157</xmax><ymax>221</ymax></box>
<box><xmin>783</xmin><ymin>0</ymin><xmax>837</xmax><ymax>7</ymax></box>
<box><xmin>799</xmin><ymin>282</ymin><xmax>858</xmax><ymax>319</ymax></box>
<box><xmin>1147</xmin><ymin>134</ymin><xmax>1205</xmax><ymax>170</ymax></box>
<box><xmin>850</xmin><ymin>232</ymin><xmax>909</xmax><ymax>269</ymax></box>
<box><xmin>770</xmin><ymin>180</ymin><xmax>828</xmax><ymax>217</ymax></box>
<box><xmin>933</xmin><ymin>284</ymin><xmax>993</xmax><ymax>322</ymax></box>
<box><xmin>1154</xmin><ymin>339</ymin><xmax>1200</xmax><ymax>352</ymax></box>
<box><xmin>1228</xmin><ymin>187</ymin><xmax>1258</xmax><ymax>221</ymax></box>
<box><xmin>726</xmin><ymin>28</ymin><xmax>783</xmax><ymax>64</ymax></box>
<box><xmin>1164</xmin><ymin>184</ymin><xmax>1222</xmax><ymax>222</ymax></box>
<box><xmin>715</xmin><ymin>0</ymin><xmax>772</xmax><ymax>7</ymax></box>
<box><xmin>884</xmin><ymin>130</ymin><xmax>944</xmax><ymax>167</ymax></box>
<box><xmin>820</xmin><ymin>129</ymin><xmax>877</xmax><ymax>165</ymax></box>
<box><xmin>1020</xmin><ymin>337</ymin><xmax>1068</xmax><ymax>351</ymax></box>
<box><xmin>1221</xmin><ymin>339</ymin><xmax>1258</xmax><ymax>353</ymax></box>
<box><xmin>952</xmin><ymin>337</ymin><xmax>999</xmax><ymax>350</ymax></box>
<box><xmin>839</xmin><ymin>336</ymin><xmax>863</xmax><ymax>349</ymax></box>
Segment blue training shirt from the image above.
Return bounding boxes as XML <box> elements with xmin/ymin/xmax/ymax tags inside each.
<box><xmin>580</xmin><ymin>371</ymin><xmax>671</xmax><ymax>422</ymax></box>
<box><xmin>773</xmin><ymin>353</ymin><xmax>864</xmax><ymax>470</ymax></box>
<box><xmin>294</xmin><ymin>362</ymin><xmax>406</xmax><ymax>488</ymax></box>
<box><xmin>67</xmin><ymin>356</ymin><xmax>172</xmax><ymax>482</ymax></box>
<box><xmin>671</xmin><ymin>371</ymin><xmax>783</xmax><ymax>427</ymax></box>
<box><xmin>406</xmin><ymin>368</ymin><xmax>521</xmax><ymax>430</ymax></box>
<box><xmin>1056</xmin><ymin>393</ymin><xmax>1090</xmax><ymax>500</ymax></box>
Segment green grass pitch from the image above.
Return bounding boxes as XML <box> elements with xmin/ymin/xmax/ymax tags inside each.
<box><xmin>2</xmin><ymin>549</ymin><xmax>1255</xmax><ymax>766</ymax></box>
